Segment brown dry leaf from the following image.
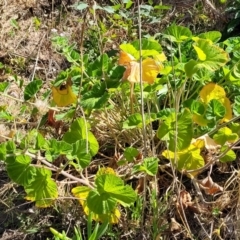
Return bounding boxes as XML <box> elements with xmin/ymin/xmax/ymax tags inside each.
<box><xmin>136</xmin><ymin>177</ymin><xmax>144</xmax><ymax>194</ymax></box>
<box><xmin>214</xmin><ymin>193</ymin><xmax>231</xmax><ymax>210</ymax></box>
<box><xmin>198</xmin><ymin>174</ymin><xmax>223</xmax><ymax>195</ymax></box>
<box><xmin>188</xmin><ymin>202</ymin><xmax>210</xmax><ymax>214</ymax></box>
<box><xmin>47</xmin><ymin>110</ymin><xmax>63</xmax><ymax>134</ymax></box>
<box><xmin>179</xmin><ymin>190</ymin><xmax>192</xmax><ymax>208</ymax></box>
<box><xmin>170</xmin><ymin>218</ymin><xmax>181</xmax><ymax>232</ymax></box>
<box><xmin>175</xmin><ymin>191</ymin><xmax>193</xmax><ymax>224</ymax></box>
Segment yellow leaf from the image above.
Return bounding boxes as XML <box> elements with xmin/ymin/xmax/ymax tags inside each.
<box><xmin>142</xmin><ymin>58</ymin><xmax>161</xmax><ymax>84</ymax></box>
<box><xmin>119</xmin><ymin>51</ymin><xmax>162</xmax><ymax>84</ymax></box>
<box><xmin>200</xmin><ymin>83</ymin><xmax>225</xmax><ymax>104</ymax></box>
<box><xmin>121</xmin><ymin>58</ymin><xmax>161</xmax><ymax>84</ymax></box>
<box><xmin>222</xmin><ymin>96</ymin><xmax>232</xmax><ymax>122</ymax></box>
<box><xmin>118</xmin><ymin>51</ymin><xmax>135</xmax><ymax>66</ymax></box>
<box><xmin>191</xmin><ymin>138</ymin><xmax>205</xmax><ymax>149</ymax></box>
<box><xmin>154</xmin><ymin>52</ymin><xmax>167</xmax><ymax>62</ymax></box>
<box><xmin>193</xmin><ymin>45</ymin><xmax>206</xmax><ymax>61</ymax></box>
<box><xmin>52</xmin><ymin>80</ymin><xmax>77</xmax><ymax>107</ymax></box>
<box><xmin>194</xmin><ymin>134</ymin><xmax>219</xmax><ymax>151</ymax></box>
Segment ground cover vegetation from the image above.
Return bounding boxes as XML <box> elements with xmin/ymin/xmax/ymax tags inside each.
<box><xmin>1</xmin><ymin>0</ymin><xmax>240</xmax><ymax>239</ymax></box>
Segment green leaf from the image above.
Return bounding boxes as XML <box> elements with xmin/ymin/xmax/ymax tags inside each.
<box><xmin>0</xmin><ymin>142</ymin><xmax>6</xmax><ymax>160</ymax></box>
<box><xmin>45</xmin><ymin>139</ymin><xmax>72</xmax><ymax>162</ymax></box>
<box><xmin>119</xmin><ymin>43</ymin><xmax>139</xmax><ymax>59</ymax></box>
<box><xmin>81</xmin><ymin>82</ymin><xmax>110</xmax><ymax>110</ymax></box>
<box><xmin>0</xmin><ymin>110</ymin><xmax>14</xmax><ymax>121</ymax></box>
<box><xmin>24</xmin><ymin>79</ymin><xmax>42</xmax><ymax>101</ymax></box>
<box><xmin>164</xmin><ymin>24</ymin><xmax>192</xmax><ymax>43</ymax></box>
<box><xmin>68</xmin><ymin>140</ymin><xmax>92</xmax><ymax>169</ymax></box>
<box><xmin>219</xmin><ymin>147</ymin><xmax>236</xmax><ymax>163</ymax></box>
<box><xmin>123</xmin><ymin>147</ymin><xmax>139</xmax><ymax>162</ymax></box>
<box><xmin>63</xmin><ymin>118</ymin><xmax>99</xmax><ymax>156</ymax></box>
<box><xmin>213</xmin><ymin>127</ymin><xmax>238</xmax><ymax>145</ymax></box>
<box><xmin>123</xmin><ymin>113</ymin><xmax>156</xmax><ymax>129</ymax></box>
<box><xmin>132</xmin><ymin>38</ymin><xmax>162</xmax><ymax>53</ymax></box>
<box><xmin>183</xmin><ymin>99</ymin><xmax>205</xmax><ymax>115</ymax></box>
<box><xmin>20</xmin><ymin>129</ymin><xmax>46</xmax><ymax>151</ymax></box>
<box><xmin>197</xmin><ymin>31</ymin><xmax>222</xmax><ymax>43</ymax></box>
<box><xmin>225</xmin><ymin>61</ymin><xmax>240</xmax><ymax>86</ymax></box>
<box><xmin>87</xmin><ymin>190</ymin><xmax>117</xmax><ymax>215</ymax></box>
<box><xmin>123</xmin><ymin>113</ymin><xmax>142</xmax><ymax>129</ymax></box>
<box><xmin>133</xmin><ymin>157</ymin><xmax>158</xmax><ymax>176</ymax></box>
<box><xmin>125</xmin><ymin>0</ymin><xmax>133</xmax><ymax>9</ymax></box>
<box><xmin>206</xmin><ymin>99</ymin><xmax>226</xmax><ymax>121</ymax></box>
<box><xmin>157</xmin><ymin>109</ymin><xmax>193</xmax><ymax>151</ymax></box>
<box><xmin>25</xmin><ymin>168</ymin><xmax>58</xmax><ymax>207</ymax></box>
<box><xmin>36</xmin><ymin>131</ymin><xmax>46</xmax><ymax>149</ymax></box>
<box><xmin>95</xmin><ymin>174</ymin><xmax>137</xmax><ymax>207</ymax></box>
<box><xmin>0</xmin><ymin>82</ymin><xmax>9</xmax><ymax>92</ymax></box>
<box><xmin>185</xmin><ymin>59</ymin><xmax>198</xmax><ymax>77</ymax></box>
<box><xmin>101</xmin><ymin>53</ymin><xmax>109</xmax><ymax>72</ymax></box>
<box><xmin>230</xmin><ymin>123</ymin><xmax>240</xmax><ymax>137</ymax></box>
<box><xmin>6</xmin><ymin>155</ymin><xmax>36</xmax><ymax>186</ymax></box>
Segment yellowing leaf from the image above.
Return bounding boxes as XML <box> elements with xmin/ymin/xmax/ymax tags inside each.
<box><xmin>72</xmin><ymin>186</ymin><xmax>120</xmax><ymax>224</ymax></box>
<box><xmin>199</xmin><ymin>83</ymin><xmax>232</xmax><ymax>122</ymax></box>
<box><xmin>96</xmin><ymin>167</ymin><xmax>116</xmax><ymax>179</ymax></box>
<box><xmin>192</xmin><ymin>113</ymin><xmax>208</xmax><ymax>126</ymax></box>
<box><xmin>193</xmin><ymin>45</ymin><xmax>206</xmax><ymax>61</ymax></box>
<box><xmin>162</xmin><ymin>144</ymin><xmax>205</xmax><ymax>175</ymax></box>
<box><xmin>52</xmin><ymin>80</ymin><xmax>77</xmax><ymax>107</ymax></box>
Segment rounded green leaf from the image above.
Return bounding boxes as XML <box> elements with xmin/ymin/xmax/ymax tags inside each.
<box><xmin>213</xmin><ymin>127</ymin><xmax>238</xmax><ymax>145</ymax></box>
<box><xmin>6</xmin><ymin>155</ymin><xmax>36</xmax><ymax>186</ymax></box>
<box><xmin>164</xmin><ymin>24</ymin><xmax>192</xmax><ymax>43</ymax></box>
<box><xmin>157</xmin><ymin>109</ymin><xmax>193</xmax><ymax>151</ymax></box>
<box><xmin>206</xmin><ymin>99</ymin><xmax>226</xmax><ymax>121</ymax></box>
<box><xmin>63</xmin><ymin>118</ymin><xmax>99</xmax><ymax>156</ymax></box>
<box><xmin>87</xmin><ymin>190</ymin><xmax>117</xmax><ymax>215</ymax></box>
<box><xmin>95</xmin><ymin>174</ymin><xmax>137</xmax><ymax>207</ymax></box>
<box><xmin>24</xmin><ymin>79</ymin><xmax>42</xmax><ymax>101</ymax></box>
<box><xmin>219</xmin><ymin>147</ymin><xmax>236</xmax><ymax>163</ymax></box>
<box><xmin>123</xmin><ymin>147</ymin><xmax>139</xmax><ymax>162</ymax></box>
<box><xmin>24</xmin><ymin>168</ymin><xmax>58</xmax><ymax>207</ymax></box>
<box><xmin>197</xmin><ymin>31</ymin><xmax>222</xmax><ymax>43</ymax></box>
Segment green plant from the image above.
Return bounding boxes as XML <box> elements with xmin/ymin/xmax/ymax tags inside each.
<box><xmin>2</xmin><ymin>2</ymin><xmax>240</xmax><ymax>236</ymax></box>
<box><xmin>50</xmin><ymin>219</ymin><xmax>108</xmax><ymax>240</ymax></box>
